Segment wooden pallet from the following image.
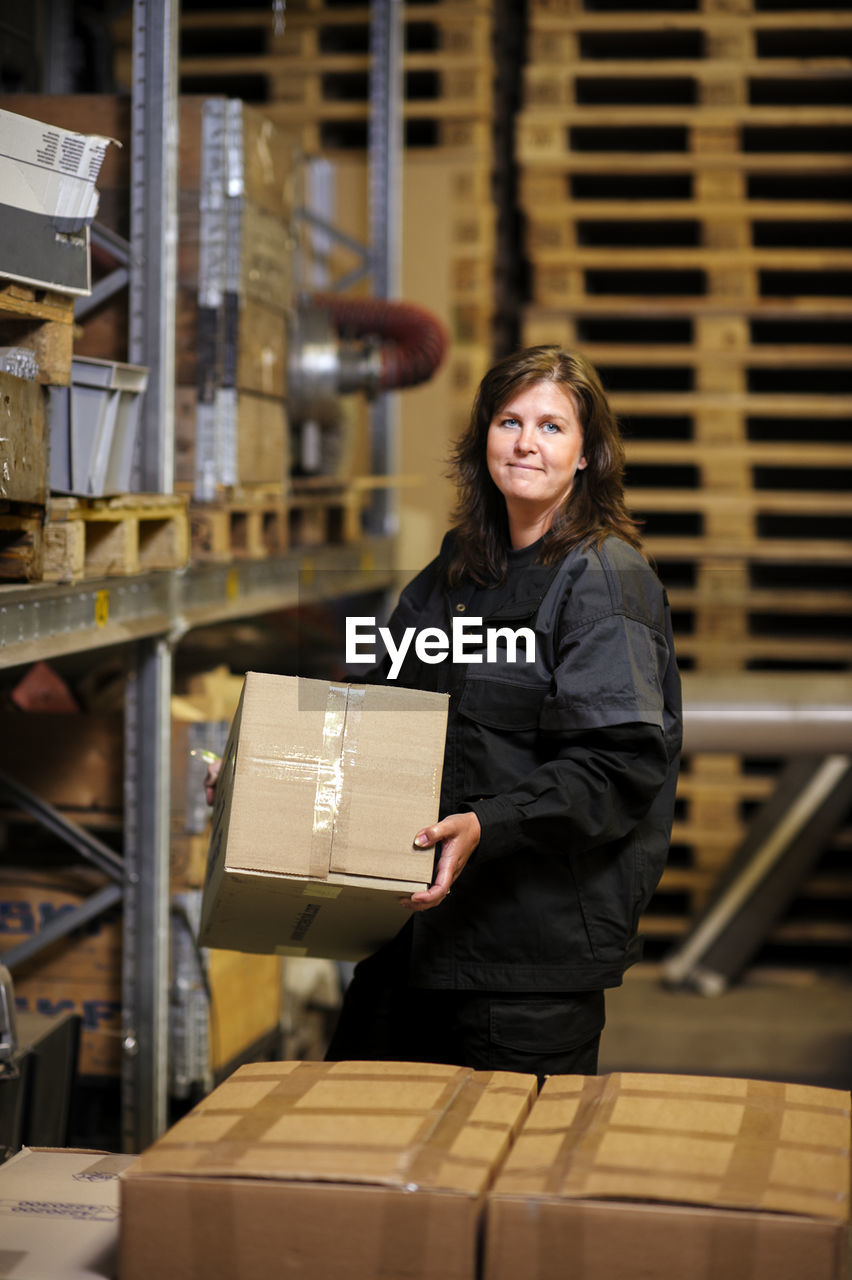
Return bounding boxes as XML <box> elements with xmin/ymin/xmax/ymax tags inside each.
<box><xmin>113</xmin><ymin>4</ymin><xmax>496</xmax><ymax>152</ymax></box>
<box><xmin>178</xmin><ymin>6</ymin><xmax>494</xmax><ymax>70</ymax></box>
<box><xmin>0</xmin><ymin>494</ymin><xmax>190</xmax><ymax>584</ymax></box>
<box><xmin>0</xmin><ymin>281</ymin><xmax>74</xmax><ymax>386</ymax></box>
<box><xmin>189</xmin><ymin>489</ymin><xmax>289</xmax><ymax>562</ymax></box>
<box><xmin>288</xmin><ymin>478</ymin><xmax>368</xmax><ymax>548</ymax></box>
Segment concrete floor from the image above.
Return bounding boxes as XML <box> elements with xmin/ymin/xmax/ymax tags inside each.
<box><xmin>598</xmin><ymin>964</ymin><xmax>852</xmax><ymax>1093</ymax></box>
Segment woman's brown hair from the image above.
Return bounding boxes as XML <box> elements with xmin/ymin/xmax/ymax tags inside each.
<box><xmin>446</xmin><ymin>345</ymin><xmax>644</xmax><ymax>585</ymax></box>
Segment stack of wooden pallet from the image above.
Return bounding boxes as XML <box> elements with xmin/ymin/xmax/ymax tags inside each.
<box><xmin>178</xmin><ymin>1</ymin><xmax>495</xmax><ymax>157</ymax></box>
<box><xmin>517</xmin><ymin>0</ymin><xmax>852</xmax><ymax>965</ymax></box>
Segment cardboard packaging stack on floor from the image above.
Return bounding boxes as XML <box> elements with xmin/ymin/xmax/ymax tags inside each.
<box><xmin>119</xmin><ymin>1059</ymin><xmax>537</xmax><ymax>1280</ymax></box>
<box><xmin>0</xmin><ymin>1147</ymin><xmax>136</xmax><ymax>1279</ymax></box>
<box><xmin>484</xmin><ymin>1071</ymin><xmax>851</xmax><ymax>1280</ymax></box>
<box><xmin>198</xmin><ymin>672</ymin><xmax>448</xmax><ymax>961</ymax></box>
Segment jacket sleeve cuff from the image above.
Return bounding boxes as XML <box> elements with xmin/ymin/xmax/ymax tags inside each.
<box><xmin>467</xmin><ymin>795</ymin><xmax>521</xmax><ymax>860</ymax></box>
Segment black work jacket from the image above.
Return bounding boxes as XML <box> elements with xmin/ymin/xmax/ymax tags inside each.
<box><xmin>369</xmin><ymin>531</ymin><xmax>683</xmax><ymax>992</ymax></box>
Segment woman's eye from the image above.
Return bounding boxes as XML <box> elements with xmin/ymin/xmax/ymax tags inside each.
<box><xmin>501</xmin><ymin>417</ymin><xmax>520</xmax><ymax>428</ymax></box>
<box><xmin>541</xmin><ymin>421</ymin><xmax>559</xmax><ymax>433</ymax></box>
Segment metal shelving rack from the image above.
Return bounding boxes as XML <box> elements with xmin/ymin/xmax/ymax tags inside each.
<box><xmin>1</xmin><ymin>0</ymin><xmax>402</xmax><ymax>1152</ymax></box>
<box><xmin>0</xmin><ymin>543</ymin><xmax>397</xmax><ymax>672</ymax></box>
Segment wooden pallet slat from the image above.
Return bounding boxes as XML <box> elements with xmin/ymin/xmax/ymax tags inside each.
<box><xmin>189</xmin><ymin>489</ymin><xmax>289</xmax><ymax>562</ymax></box>
<box><xmin>287</xmin><ymin>478</ymin><xmax>369</xmax><ymax>548</ymax></box>
<box><xmin>527</xmin><ymin>5</ymin><xmax>852</xmax><ymax>33</ymax></box>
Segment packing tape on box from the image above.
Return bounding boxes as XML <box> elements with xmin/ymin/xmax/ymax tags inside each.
<box><xmin>308</xmin><ymin>683</ymin><xmax>365</xmax><ymax>879</ymax></box>
<box><xmin>528</xmin><ymin>1075</ymin><xmax>850</xmax><ymax>1220</ymax></box>
<box><xmin>161</xmin><ymin>1061</ymin><xmax>531</xmax><ymax>1188</ymax></box>
<box><xmin>333</xmin><ymin>683</ymin><xmax>363</xmax><ymax>861</ymax></box>
<box><xmin>309</xmin><ymin>683</ymin><xmax>348</xmax><ymax>879</ymax></box>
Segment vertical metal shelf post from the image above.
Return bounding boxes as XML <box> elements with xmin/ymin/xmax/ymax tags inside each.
<box><xmin>122</xmin><ymin>0</ymin><xmax>180</xmax><ymax>1152</ymax></box>
<box><xmin>366</xmin><ymin>0</ymin><xmax>403</xmax><ymax>537</ymax></box>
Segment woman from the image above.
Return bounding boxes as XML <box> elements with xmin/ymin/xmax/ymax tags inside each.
<box><xmin>323</xmin><ymin>345</ymin><xmax>682</xmax><ymax>1081</ymax></box>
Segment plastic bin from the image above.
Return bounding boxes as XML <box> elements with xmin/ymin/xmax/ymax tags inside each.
<box><xmin>49</xmin><ymin>356</ymin><xmax>149</xmax><ymax>496</ymax></box>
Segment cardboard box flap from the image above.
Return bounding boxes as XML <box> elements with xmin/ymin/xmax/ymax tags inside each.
<box><xmin>126</xmin><ymin>1060</ymin><xmax>536</xmax><ymax>1195</ymax></box>
<box><xmin>494</xmin><ymin>1072</ymin><xmax>850</xmax><ymax>1223</ymax></box>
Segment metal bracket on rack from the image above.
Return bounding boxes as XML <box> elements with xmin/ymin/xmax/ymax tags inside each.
<box><xmin>73</xmin><ymin>222</ymin><xmax>132</xmax><ymax>321</ymax></box>
<box><xmin>2</xmin><ymin>883</ymin><xmax>124</xmax><ymax>971</ymax></box>
<box><xmin>0</xmin><ymin>769</ymin><xmax>123</xmax><ymax>882</ymax></box>
<box><xmin>0</xmin><ymin>767</ymin><xmax>124</xmax><ymax>971</ymax></box>
<box><xmin>293</xmin><ymin>207</ymin><xmax>373</xmax><ymax>295</ymax></box>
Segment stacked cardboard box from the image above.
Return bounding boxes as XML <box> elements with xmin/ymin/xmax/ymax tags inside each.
<box><xmin>118</xmin><ymin>1064</ymin><xmax>850</xmax><ymax>1280</ymax></box>
<box><xmin>485</xmin><ymin>1071</ymin><xmax>851</xmax><ymax>1280</ymax></box>
<box><xmin>120</xmin><ymin>1060</ymin><xmax>537</xmax><ymax>1280</ymax></box>
<box><xmin>176</xmin><ymin>98</ymin><xmax>298</xmax><ymax>501</ymax></box>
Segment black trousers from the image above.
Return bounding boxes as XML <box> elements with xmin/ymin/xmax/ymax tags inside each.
<box><xmin>325</xmin><ymin>938</ymin><xmax>605</xmax><ymax>1085</ymax></box>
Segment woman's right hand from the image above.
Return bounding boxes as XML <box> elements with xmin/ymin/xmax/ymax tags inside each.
<box><xmin>204</xmin><ymin>758</ymin><xmax>222</xmax><ymax>807</ymax></box>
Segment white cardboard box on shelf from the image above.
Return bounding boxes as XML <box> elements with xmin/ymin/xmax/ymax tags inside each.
<box><xmin>49</xmin><ymin>356</ymin><xmax>149</xmax><ymax>496</ymax></box>
<box><xmin>0</xmin><ymin>108</ymin><xmax>115</xmax><ymax>296</ymax></box>
<box><xmin>198</xmin><ymin>672</ymin><xmax>448</xmax><ymax>961</ymax></box>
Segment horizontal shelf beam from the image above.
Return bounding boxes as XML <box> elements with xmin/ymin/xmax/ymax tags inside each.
<box><xmin>0</xmin><ymin>537</ymin><xmax>396</xmax><ymax>670</ymax></box>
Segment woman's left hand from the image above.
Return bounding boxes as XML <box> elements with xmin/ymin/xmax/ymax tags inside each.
<box><xmin>403</xmin><ymin>811</ymin><xmax>481</xmax><ymax>911</ymax></box>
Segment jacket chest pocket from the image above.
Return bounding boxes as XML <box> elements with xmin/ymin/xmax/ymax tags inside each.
<box><xmin>455</xmin><ymin>677</ymin><xmax>550</xmax><ymax>799</ymax></box>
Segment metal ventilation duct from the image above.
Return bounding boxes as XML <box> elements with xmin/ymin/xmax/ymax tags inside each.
<box><xmin>287</xmin><ymin>294</ymin><xmax>449</xmax><ymax>426</ymax></box>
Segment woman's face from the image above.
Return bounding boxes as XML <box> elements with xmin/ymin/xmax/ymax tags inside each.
<box><xmin>486</xmin><ymin>380</ymin><xmax>587</xmax><ymax>531</ymax></box>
